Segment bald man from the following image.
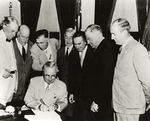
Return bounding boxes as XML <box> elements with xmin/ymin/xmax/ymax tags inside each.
<box><xmin>11</xmin><ymin>25</ymin><xmax>33</xmax><ymax>107</ymax></box>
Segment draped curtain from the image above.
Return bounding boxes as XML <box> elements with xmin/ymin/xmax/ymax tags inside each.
<box><xmin>95</xmin><ymin>0</ymin><xmax>119</xmax><ymax>56</ymax></box>
<box><xmin>18</xmin><ymin>0</ymin><xmax>147</xmax><ymax>46</ymax></box>
<box><xmin>95</xmin><ymin>0</ymin><xmax>114</xmax><ymax>36</ymax></box>
<box><xmin>18</xmin><ymin>0</ymin><xmax>42</xmax><ymax>43</ymax></box>
<box><xmin>137</xmin><ymin>0</ymin><xmax>147</xmax><ymax>40</ymax></box>
<box><xmin>55</xmin><ymin>0</ymin><xmax>76</xmax><ymax>47</ymax></box>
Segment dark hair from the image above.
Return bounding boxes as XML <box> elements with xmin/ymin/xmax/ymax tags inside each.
<box><xmin>73</xmin><ymin>31</ymin><xmax>86</xmax><ymax>43</ymax></box>
<box><xmin>35</xmin><ymin>29</ymin><xmax>48</xmax><ymax>39</ymax></box>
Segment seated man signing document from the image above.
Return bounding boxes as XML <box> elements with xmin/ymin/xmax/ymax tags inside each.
<box><xmin>24</xmin><ymin>61</ymin><xmax>68</xmax><ymax>112</ymax></box>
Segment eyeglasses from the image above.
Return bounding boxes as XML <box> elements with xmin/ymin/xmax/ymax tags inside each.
<box><xmin>44</xmin><ymin>74</ymin><xmax>56</xmax><ymax>79</ymax></box>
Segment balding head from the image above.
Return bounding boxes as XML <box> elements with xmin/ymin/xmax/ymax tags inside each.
<box><xmin>17</xmin><ymin>25</ymin><xmax>30</xmax><ymax>46</ymax></box>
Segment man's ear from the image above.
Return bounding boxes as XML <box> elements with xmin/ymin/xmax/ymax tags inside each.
<box><xmin>3</xmin><ymin>24</ymin><xmax>7</xmax><ymax>31</ymax></box>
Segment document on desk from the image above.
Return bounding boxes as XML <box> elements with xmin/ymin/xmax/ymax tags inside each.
<box><xmin>25</xmin><ymin>109</ymin><xmax>62</xmax><ymax>121</ymax></box>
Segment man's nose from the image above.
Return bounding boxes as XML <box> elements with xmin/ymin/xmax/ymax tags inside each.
<box><xmin>12</xmin><ymin>32</ymin><xmax>16</xmax><ymax>37</ymax></box>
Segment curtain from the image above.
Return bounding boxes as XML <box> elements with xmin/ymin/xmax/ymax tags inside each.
<box><xmin>95</xmin><ymin>0</ymin><xmax>114</xmax><ymax>36</ymax></box>
<box><xmin>137</xmin><ymin>0</ymin><xmax>147</xmax><ymax>40</ymax></box>
<box><xmin>18</xmin><ymin>0</ymin><xmax>42</xmax><ymax>43</ymax></box>
<box><xmin>55</xmin><ymin>0</ymin><xmax>76</xmax><ymax>47</ymax></box>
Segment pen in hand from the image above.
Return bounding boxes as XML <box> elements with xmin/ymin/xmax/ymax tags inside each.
<box><xmin>40</xmin><ymin>99</ymin><xmax>49</xmax><ymax>107</ymax></box>
<box><xmin>40</xmin><ymin>99</ymin><xmax>57</xmax><ymax>112</ymax></box>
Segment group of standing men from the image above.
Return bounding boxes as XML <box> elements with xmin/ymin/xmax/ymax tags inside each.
<box><xmin>58</xmin><ymin>18</ymin><xmax>150</xmax><ymax>121</ymax></box>
<box><xmin>0</xmin><ymin>15</ymin><xmax>150</xmax><ymax>121</ymax></box>
<box><xmin>58</xmin><ymin>25</ymin><xmax>116</xmax><ymax>121</ymax></box>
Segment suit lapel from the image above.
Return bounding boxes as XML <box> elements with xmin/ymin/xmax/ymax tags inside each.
<box><xmin>117</xmin><ymin>38</ymin><xmax>133</xmax><ymax>64</ymax></box>
<box><xmin>13</xmin><ymin>39</ymin><xmax>25</xmax><ymax>63</ymax></box>
<box><xmin>13</xmin><ymin>39</ymin><xmax>22</xmax><ymax>56</ymax></box>
<box><xmin>25</xmin><ymin>41</ymin><xmax>32</xmax><ymax>63</ymax></box>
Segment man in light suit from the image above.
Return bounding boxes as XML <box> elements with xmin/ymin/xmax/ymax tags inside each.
<box><xmin>110</xmin><ymin>18</ymin><xmax>150</xmax><ymax>121</ymax></box>
<box><xmin>31</xmin><ymin>29</ymin><xmax>57</xmax><ymax>72</ymax></box>
<box><xmin>68</xmin><ymin>31</ymin><xmax>94</xmax><ymax>121</ymax></box>
<box><xmin>0</xmin><ymin>16</ymin><xmax>19</xmax><ymax>109</ymax></box>
<box><xmin>24</xmin><ymin>61</ymin><xmax>68</xmax><ymax>112</ymax></box>
<box><xmin>11</xmin><ymin>25</ymin><xmax>33</xmax><ymax>106</ymax></box>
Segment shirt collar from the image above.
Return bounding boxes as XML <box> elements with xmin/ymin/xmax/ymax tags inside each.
<box><xmin>16</xmin><ymin>38</ymin><xmax>28</xmax><ymax>52</ymax></box>
<box><xmin>65</xmin><ymin>45</ymin><xmax>73</xmax><ymax>53</ymax></box>
<box><xmin>44</xmin><ymin>43</ymin><xmax>50</xmax><ymax>53</ymax></box>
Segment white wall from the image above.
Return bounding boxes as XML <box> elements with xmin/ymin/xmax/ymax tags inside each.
<box><xmin>0</xmin><ymin>0</ymin><xmax>21</xmax><ymax>25</ymax></box>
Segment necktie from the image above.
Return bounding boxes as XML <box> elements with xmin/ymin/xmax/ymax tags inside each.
<box><xmin>46</xmin><ymin>84</ymin><xmax>50</xmax><ymax>91</ymax></box>
<box><xmin>80</xmin><ymin>52</ymin><xmax>83</xmax><ymax>66</ymax></box>
<box><xmin>65</xmin><ymin>47</ymin><xmax>69</xmax><ymax>63</ymax></box>
<box><xmin>22</xmin><ymin>46</ymin><xmax>26</xmax><ymax>61</ymax></box>
<box><xmin>42</xmin><ymin>84</ymin><xmax>50</xmax><ymax>106</ymax></box>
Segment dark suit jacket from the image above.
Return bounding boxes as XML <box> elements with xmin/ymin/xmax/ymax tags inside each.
<box><xmin>57</xmin><ymin>46</ymin><xmax>75</xmax><ymax>87</ymax></box>
<box><xmin>13</xmin><ymin>39</ymin><xmax>33</xmax><ymax>100</ymax></box>
<box><xmin>68</xmin><ymin>45</ymin><xmax>94</xmax><ymax>99</ymax></box>
<box><xmin>83</xmin><ymin>39</ymin><xmax>116</xmax><ymax>113</ymax></box>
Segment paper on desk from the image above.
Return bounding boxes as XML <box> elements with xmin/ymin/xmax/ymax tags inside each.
<box><xmin>0</xmin><ymin>109</ymin><xmax>12</xmax><ymax>116</ymax></box>
<box><xmin>25</xmin><ymin>109</ymin><xmax>62</xmax><ymax>121</ymax></box>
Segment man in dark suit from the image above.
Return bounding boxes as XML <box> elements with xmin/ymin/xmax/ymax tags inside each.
<box><xmin>57</xmin><ymin>28</ymin><xmax>75</xmax><ymax>120</ymax></box>
<box><xmin>12</xmin><ymin>25</ymin><xmax>33</xmax><ymax>107</ymax></box>
<box><xmin>57</xmin><ymin>28</ymin><xmax>75</xmax><ymax>86</ymax></box>
<box><xmin>84</xmin><ymin>24</ymin><xmax>116</xmax><ymax>121</ymax></box>
<box><xmin>68</xmin><ymin>31</ymin><xmax>94</xmax><ymax>121</ymax></box>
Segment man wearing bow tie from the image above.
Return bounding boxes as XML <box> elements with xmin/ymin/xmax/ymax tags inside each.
<box><xmin>0</xmin><ymin>16</ymin><xmax>19</xmax><ymax>109</ymax></box>
<box><xmin>110</xmin><ymin>18</ymin><xmax>150</xmax><ymax>121</ymax></box>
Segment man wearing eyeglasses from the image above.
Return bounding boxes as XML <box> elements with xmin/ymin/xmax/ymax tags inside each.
<box><xmin>0</xmin><ymin>16</ymin><xmax>19</xmax><ymax>109</ymax></box>
<box><xmin>24</xmin><ymin>61</ymin><xmax>68</xmax><ymax>112</ymax></box>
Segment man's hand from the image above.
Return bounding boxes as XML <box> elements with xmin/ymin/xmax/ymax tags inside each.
<box><xmin>39</xmin><ymin>104</ymin><xmax>49</xmax><ymax>111</ymax></box>
<box><xmin>69</xmin><ymin>94</ymin><xmax>75</xmax><ymax>104</ymax></box>
<box><xmin>91</xmin><ymin>101</ymin><xmax>99</xmax><ymax>112</ymax></box>
<box><xmin>3</xmin><ymin>69</ymin><xmax>13</xmax><ymax>79</ymax></box>
<box><xmin>48</xmin><ymin>104</ymin><xmax>58</xmax><ymax>112</ymax></box>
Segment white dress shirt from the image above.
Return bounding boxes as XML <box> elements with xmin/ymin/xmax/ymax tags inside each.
<box><xmin>16</xmin><ymin>38</ymin><xmax>28</xmax><ymax>55</ymax></box>
<box><xmin>44</xmin><ymin>43</ymin><xmax>54</xmax><ymax>61</ymax></box>
<box><xmin>65</xmin><ymin>45</ymin><xmax>73</xmax><ymax>55</ymax></box>
<box><xmin>79</xmin><ymin>45</ymin><xmax>88</xmax><ymax>66</ymax></box>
